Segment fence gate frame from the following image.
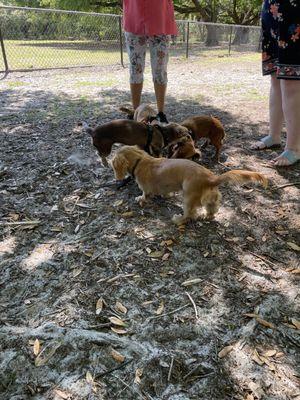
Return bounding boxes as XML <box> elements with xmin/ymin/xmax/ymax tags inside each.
<box><xmin>0</xmin><ymin>26</ymin><xmax>9</xmax><ymax>73</ymax></box>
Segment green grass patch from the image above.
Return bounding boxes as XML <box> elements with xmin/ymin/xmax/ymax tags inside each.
<box><xmin>7</xmin><ymin>81</ymin><xmax>26</xmax><ymax>88</ymax></box>
<box><xmin>1</xmin><ymin>40</ymin><xmax>124</xmax><ymax>70</ymax></box>
<box><xmin>245</xmin><ymin>88</ymin><xmax>268</xmax><ymax>101</ymax></box>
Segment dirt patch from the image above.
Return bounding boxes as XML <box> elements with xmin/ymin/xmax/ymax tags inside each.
<box><xmin>0</xmin><ymin>54</ymin><xmax>299</xmax><ymax>400</ymax></box>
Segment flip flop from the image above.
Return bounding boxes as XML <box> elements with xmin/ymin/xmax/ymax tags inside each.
<box><xmin>251</xmin><ymin>135</ymin><xmax>281</xmax><ymax>150</ymax></box>
<box><xmin>272</xmin><ymin>150</ymin><xmax>300</xmax><ymax>167</ymax></box>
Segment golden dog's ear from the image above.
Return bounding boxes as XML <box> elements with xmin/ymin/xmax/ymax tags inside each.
<box><xmin>111</xmin><ymin>153</ymin><xmax>129</xmax><ymax>180</ymax></box>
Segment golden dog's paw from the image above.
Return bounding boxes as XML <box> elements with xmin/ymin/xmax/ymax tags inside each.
<box><xmin>172</xmin><ymin>214</ymin><xmax>186</xmax><ymax>225</ymax></box>
<box><xmin>204</xmin><ymin>213</ymin><xmax>215</xmax><ymax>221</ymax></box>
<box><xmin>135</xmin><ymin>195</ymin><xmax>146</xmax><ymax>206</ymax></box>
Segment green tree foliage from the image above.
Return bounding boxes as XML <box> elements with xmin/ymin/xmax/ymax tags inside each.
<box><xmin>2</xmin><ymin>0</ymin><xmax>261</xmax><ymax>26</ymax></box>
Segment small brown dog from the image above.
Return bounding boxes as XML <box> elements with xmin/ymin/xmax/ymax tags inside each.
<box><xmin>120</xmin><ymin>104</ymin><xmax>157</xmax><ymax>124</ymax></box>
<box><xmin>111</xmin><ymin>146</ymin><xmax>267</xmax><ymax>225</ymax></box>
<box><xmin>85</xmin><ymin>120</ymin><xmax>191</xmax><ymax>167</ymax></box>
<box><xmin>181</xmin><ymin>116</ymin><xmax>225</xmax><ymax>161</ymax></box>
<box><xmin>167</xmin><ymin>134</ymin><xmax>201</xmax><ymax>160</ymax></box>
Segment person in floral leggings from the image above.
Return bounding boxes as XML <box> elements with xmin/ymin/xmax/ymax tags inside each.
<box><xmin>252</xmin><ymin>0</ymin><xmax>300</xmax><ymax>166</ymax></box>
<box><xmin>123</xmin><ymin>0</ymin><xmax>177</xmax><ymax>124</ymax></box>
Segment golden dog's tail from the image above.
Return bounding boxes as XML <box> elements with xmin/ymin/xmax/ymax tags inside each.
<box><xmin>213</xmin><ymin>170</ymin><xmax>268</xmax><ymax>188</ymax></box>
<box><xmin>119</xmin><ymin>106</ymin><xmax>134</xmax><ymax>118</ymax></box>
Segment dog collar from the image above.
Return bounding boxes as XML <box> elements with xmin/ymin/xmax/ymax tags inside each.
<box><xmin>131</xmin><ymin>158</ymin><xmax>142</xmax><ymax>177</ymax></box>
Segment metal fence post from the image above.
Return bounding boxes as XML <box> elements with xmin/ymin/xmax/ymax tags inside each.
<box><xmin>118</xmin><ymin>16</ymin><xmax>124</xmax><ymax>67</ymax></box>
<box><xmin>228</xmin><ymin>25</ymin><xmax>233</xmax><ymax>56</ymax></box>
<box><xmin>186</xmin><ymin>21</ymin><xmax>190</xmax><ymax>59</ymax></box>
<box><xmin>0</xmin><ymin>27</ymin><xmax>9</xmax><ymax>73</ymax></box>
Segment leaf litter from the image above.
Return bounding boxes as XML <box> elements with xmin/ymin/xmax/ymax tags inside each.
<box><xmin>0</xmin><ymin>58</ymin><xmax>299</xmax><ymax>400</ymax></box>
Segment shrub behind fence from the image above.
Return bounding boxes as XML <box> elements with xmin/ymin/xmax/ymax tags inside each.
<box><xmin>0</xmin><ymin>5</ymin><xmax>261</xmax><ymax>73</ymax></box>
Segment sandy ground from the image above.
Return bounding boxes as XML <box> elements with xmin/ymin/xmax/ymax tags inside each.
<box><xmin>0</xmin><ymin>52</ymin><xmax>299</xmax><ymax>400</ymax></box>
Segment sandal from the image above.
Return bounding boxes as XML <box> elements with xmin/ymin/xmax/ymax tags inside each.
<box><xmin>251</xmin><ymin>135</ymin><xmax>281</xmax><ymax>150</ymax></box>
<box><xmin>272</xmin><ymin>150</ymin><xmax>300</xmax><ymax>167</ymax></box>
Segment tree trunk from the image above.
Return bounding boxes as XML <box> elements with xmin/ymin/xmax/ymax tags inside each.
<box><xmin>232</xmin><ymin>27</ymin><xmax>249</xmax><ymax>45</ymax></box>
<box><xmin>205</xmin><ymin>25</ymin><xmax>219</xmax><ymax>47</ymax></box>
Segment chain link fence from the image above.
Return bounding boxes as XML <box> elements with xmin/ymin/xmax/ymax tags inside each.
<box><xmin>0</xmin><ymin>5</ymin><xmax>261</xmax><ymax>73</ymax></box>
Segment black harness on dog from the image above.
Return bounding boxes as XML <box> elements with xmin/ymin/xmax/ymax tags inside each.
<box><xmin>153</xmin><ymin>124</ymin><xmax>167</xmax><ymax>146</ymax></box>
<box><xmin>144</xmin><ymin>125</ymin><xmax>154</xmax><ymax>153</ymax></box>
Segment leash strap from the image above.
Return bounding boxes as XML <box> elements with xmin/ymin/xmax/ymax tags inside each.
<box><xmin>144</xmin><ymin>125</ymin><xmax>153</xmax><ymax>153</ymax></box>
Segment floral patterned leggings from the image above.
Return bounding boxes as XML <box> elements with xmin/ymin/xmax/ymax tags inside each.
<box><xmin>125</xmin><ymin>32</ymin><xmax>170</xmax><ymax>85</ymax></box>
<box><xmin>262</xmin><ymin>0</ymin><xmax>300</xmax><ymax>79</ymax></box>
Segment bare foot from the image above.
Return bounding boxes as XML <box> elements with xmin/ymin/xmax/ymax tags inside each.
<box><xmin>272</xmin><ymin>150</ymin><xmax>300</xmax><ymax>167</ymax></box>
<box><xmin>251</xmin><ymin>135</ymin><xmax>281</xmax><ymax>150</ymax></box>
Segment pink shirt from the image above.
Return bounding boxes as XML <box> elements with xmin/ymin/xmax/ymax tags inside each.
<box><xmin>123</xmin><ymin>0</ymin><xmax>178</xmax><ymax>36</ymax></box>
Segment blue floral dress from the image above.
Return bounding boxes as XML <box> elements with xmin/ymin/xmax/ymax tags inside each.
<box><xmin>262</xmin><ymin>0</ymin><xmax>300</xmax><ymax>79</ymax></box>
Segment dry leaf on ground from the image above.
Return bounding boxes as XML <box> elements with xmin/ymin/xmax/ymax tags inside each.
<box><xmin>86</xmin><ymin>371</ymin><xmax>94</xmax><ymax>384</ymax></box>
<box><xmin>95</xmin><ymin>298</ymin><xmax>104</xmax><ymax>315</ymax></box>
<box><xmin>109</xmin><ymin>316</ymin><xmax>126</xmax><ymax>327</ymax></box>
<box><xmin>111</xmin><ymin>327</ymin><xmax>128</xmax><ymax>335</ymax></box>
<box><xmin>155</xmin><ymin>302</ymin><xmax>165</xmax><ymax>315</ymax></box>
<box><xmin>263</xmin><ymin>349</ymin><xmax>277</xmax><ymax>357</ymax></box>
<box><xmin>35</xmin><ymin>341</ymin><xmax>61</xmax><ymax>367</ymax></box>
<box><xmin>291</xmin><ymin>318</ymin><xmax>300</xmax><ymax>330</ymax></box>
<box><xmin>115</xmin><ymin>301</ymin><xmax>127</xmax><ymax>314</ymax></box>
<box><xmin>134</xmin><ymin>368</ymin><xmax>143</xmax><ymax>385</ymax></box>
<box><xmin>286</xmin><ymin>242</ymin><xmax>300</xmax><ymax>251</ymax></box>
<box><xmin>111</xmin><ymin>349</ymin><xmax>125</xmax><ymax>363</ymax></box>
<box><xmin>33</xmin><ymin>338</ymin><xmax>40</xmax><ymax>356</ymax></box>
<box><xmin>218</xmin><ymin>345</ymin><xmax>234</xmax><ymax>358</ymax></box>
<box><xmin>54</xmin><ymin>389</ymin><xmax>70</xmax><ymax>399</ymax></box>
<box><xmin>252</xmin><ymin>349</ymin><xmax>264</xmax><ymax>366</ymax></box>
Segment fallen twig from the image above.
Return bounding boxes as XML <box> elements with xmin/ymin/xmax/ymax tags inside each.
<box><xmin>0</xmin><ymin>220</ymin><xmax>40</xmax><ymax>226</ymax></box>
<box><xmin>185</xmin><ymin>292</ymin><xmax>199</xmax><ymax>320</ymax></box>
<box><xmin>97</xmin><ymin>273</ymin><xmax>136</xmax><ymax>284</ymax></box>
<box><xmin>147</xmin><ymin>304</ymin><xmax>190</xmax><ymax>322</ymax></box>
<box><xmin>95</xmin><ymin>358</ymin><xmax>133</xmax><ymax>379</ymax></box>
<box><xmin>168</xmin><ymin>356</ymin><xmax>174</xmax><ymax>382</ymax></box>
<box><xmin>275</xmin><ymin>182</ymin><xmax>300</xmax><ymax>189</ymax></box>
<box><xmin>115</xmin><ymin>376</ymin><xmax>145</xmax><ymax>400</ymax></box>
<box><xmin>248</xmin><ymin>251</ymin><xmax>277</xmax><ymax>269</ymax></box>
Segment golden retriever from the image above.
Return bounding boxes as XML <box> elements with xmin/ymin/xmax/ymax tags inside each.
<box><xmin>111</xmin><ymin>146</ymin><xmax>267</xmax><ymax>224</ymax></box>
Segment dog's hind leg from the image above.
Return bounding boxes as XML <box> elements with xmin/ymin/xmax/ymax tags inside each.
<box><xmin>172</xmin><ymin>196</ymin><xmax>198</xmax><ymax>225</ymax></box>
<box><xmin>202</xmin><ymin>189</ymin><xmax>221</xmax><ymax>219</ymax></box>
<box><xmin>135</xmin><ymin>192</ymin><xmax>150</xmax><ymax>207</ymax></box>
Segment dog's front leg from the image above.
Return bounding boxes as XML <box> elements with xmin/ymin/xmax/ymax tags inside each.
<box><xmin>135</xmin><ymin>192</ymin><xmax>148</xmax><ymax>207</ymax></box>
<box><xmin>101</xmin><ymin>156</ymin><xmax>109</xmax><ymax>168</ymax></box>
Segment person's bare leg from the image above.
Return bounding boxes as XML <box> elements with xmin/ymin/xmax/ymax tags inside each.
<box><xmin>252</xmin><ymin>74</ymin><xmax>283</xmax><ymax>149</ymax></box>
<box><xmin>130</xmin><ymin>83</ymin><xmax>143</xmax><ymax>110</ymax></box>
<box><xmin>154</xmin><ymin>83</ymin><xmax>167</xmax><ymax>113</ymax></box>
<box><xmin>273</xmin><ymin>79</ymin><xmax>300</xmax><ymax>166</ymax></box>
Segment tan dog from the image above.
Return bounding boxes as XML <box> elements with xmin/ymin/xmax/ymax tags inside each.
<box><xmin>181</xmin><ymin>116</ymin><xmax>225</xmax><ymax>161</ymax></box>
<box><xmin>111</xmin><ymin>146</ymin><xmax>267</xmax><ymax>225</ymax></box>
<box><xmin>120</xmin><ymin>104</ymin><xmax>157</xmax><ymax>124</ymax></box>
<box><xmin>167</xmin><ymin>135</ymin><xmax>201</xmax><ymax>160</ymax></box>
